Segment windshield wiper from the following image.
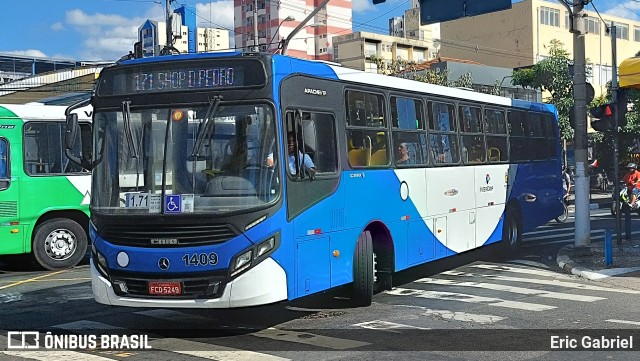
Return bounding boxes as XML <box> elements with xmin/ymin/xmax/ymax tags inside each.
<box><xmin>121</xmin><ymin>101</ymin><xmax>138</xmax><ymax>159</ymax></box>
<box><xmin>121</xmin><ymin>100</ymin><xmax>141</xmax><ymax>190</ymax></box>
<box><xmin>191</xmin><ymin>96</ymin><xmax>222</xmax><ymax>159</ymax></box>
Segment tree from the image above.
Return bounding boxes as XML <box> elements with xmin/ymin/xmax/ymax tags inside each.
<box><xmin>512</xmin><ymin>39</ymin><xmax>574</xmax><ymax>140</ymax></box>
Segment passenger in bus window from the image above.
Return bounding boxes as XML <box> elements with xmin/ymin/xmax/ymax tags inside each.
<box><xmin>396</xmin><ymin>143</ymin><xmax>414</xmax><ymax>165</ymax></box>
<box><xmin>287</xmin><ymin>132</ymin><xmax>316</xmax><ymax>176</ymax></box>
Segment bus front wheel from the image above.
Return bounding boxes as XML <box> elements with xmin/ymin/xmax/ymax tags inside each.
<box><xmin>351</xmin><ymin>230</ymin><xmax>374</xmax><ymax>307</ymax></box>
<box><xmin>32</xmin><ymin>219</ymin><xmax>88</xmax><ymax>270</ymax></box>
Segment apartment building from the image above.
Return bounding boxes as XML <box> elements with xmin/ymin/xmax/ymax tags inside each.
<box><xmin>332</xmin><ymin>31</ymin><xmax>431</xmax><ymax>72</ymax></box>
<box><xmin>138</xmin><ymin>5</ymin><xmax>230</xmax><ymax>57</ymax></box>
<box><xmin>233</xmin><ymin>0</ymin><xmax>351</xmax><ymax>60</ymax></box>
<box><xmin>440</xmin><ymin>0</ymin><xmax>640</xmax><ymax>96</ymax></box>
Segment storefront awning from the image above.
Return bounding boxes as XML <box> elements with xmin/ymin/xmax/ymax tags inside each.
<box><xmin>619</xmin><ymin>56</ymin><xmax>640</xmax><ymax>88</ymax></box>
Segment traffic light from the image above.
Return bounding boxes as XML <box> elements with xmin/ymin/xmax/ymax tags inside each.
<box><xmin>617</xmin><ymin>89</ymin><xmax>629</xmax><ymax>127</ymax></box>
<box><xmin>589</xmin><ymin>103</ymin><xmax>616</xmax><ymax>132</ymax></box>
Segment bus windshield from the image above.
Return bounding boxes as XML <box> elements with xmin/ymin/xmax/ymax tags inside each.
<box><xmin>91</xmin><ymin>103</ymin><xmax>279</xmax><ymax>215</ymax></box>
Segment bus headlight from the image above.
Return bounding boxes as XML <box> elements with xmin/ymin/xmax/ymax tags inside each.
<box><xmin>231</xmin><ymin>250</ymin><xmax>252</xmax><ymax>276</ymax></box>
<box><xmin>257</xmin><ymin>237</ymin><xmax>275</xmax><ymax>257</ymax></box>
<box><xmin>230</xmin><ymin>233</ymin><xmax>280</xmax><ymax>278</ymax></box>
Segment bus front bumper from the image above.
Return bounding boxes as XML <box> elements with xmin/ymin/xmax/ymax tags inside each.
<box><xmin>90</xmin><ymin>258</ymin><xmax>288</xmax><ymax>308</ymax></box>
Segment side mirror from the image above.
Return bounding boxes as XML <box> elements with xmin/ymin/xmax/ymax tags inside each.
<box><xmin>65</xmin><ymin>113</ymin><xmax>78</xmax><ymax>150</ymax></box>
<box><xmin>65</xmin><ymin>113</ymin><xmax>93</xmax><ymax>171</ymax></box>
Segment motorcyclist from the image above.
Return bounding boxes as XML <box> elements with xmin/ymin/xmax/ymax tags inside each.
<box><xmin>623</xmin><ymin>163</ymin><xmax>640</xmax><ymax>208</ymax></box>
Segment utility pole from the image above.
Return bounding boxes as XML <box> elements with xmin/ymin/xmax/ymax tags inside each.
<box><xmin>253</xmin><ymin>0</ymin><xmax>259</xmax><ymax>52</ymax></box>
<box><xmin>610</xmin><ymin>24</ymin><xmax>623</xmax><ymax>245</ymax></box>
<box><xmin>568</xmin><ymin>1</ymin><xmax>590</xmax><ymax>246</ymax></box>
<box><xmin>166</xmin><ymin>0</ymin><xmax>174</xmax><ymax>50</ymax></box>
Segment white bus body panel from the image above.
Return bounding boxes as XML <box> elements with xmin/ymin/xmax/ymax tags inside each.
<box><xmin>91</xmin><ymin>258</ymin><xmax>288</xmax><ymax>308</ymax></box>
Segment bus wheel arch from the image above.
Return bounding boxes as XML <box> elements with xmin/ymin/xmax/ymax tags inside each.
<box><xmin>351</xmin><ymin>221</ymin><xmax>394</xmax><ymax>307</ymax></box>
<box><xmin>502</xmin><ymin>202</ymin><xmax>523</xmax><ymax>251</ymax></box>
<box><xmin>31</xmin><ymin>211</ymin><xmax>89</xmax><ymax>270</ymax></box>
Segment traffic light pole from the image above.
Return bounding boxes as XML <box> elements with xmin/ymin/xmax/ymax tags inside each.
<box><xmin>610</xmin><ymin>24</ymin><xmax>623</xmax><ymax>245</ymax></box>
<box><xmin>572</xmin><ymin>2</ymin><xmax>590</xmax><ymax>247</ymax></box>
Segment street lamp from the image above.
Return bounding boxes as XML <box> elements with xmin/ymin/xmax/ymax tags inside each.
<box><xmin>268</xmin><ymin>16</ymin><xmax>295</xmax><ymax>52</ymax></box>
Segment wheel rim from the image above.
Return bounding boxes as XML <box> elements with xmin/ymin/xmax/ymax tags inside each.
<box><xmin>508</xmin><ymin>218</ymin><xmax>518</xmax><ymax>247</ymax></box>
<box><xmin>43</xmin><ymin>228</ymin><xmax>76</xmax><ymax>261</ymax></box>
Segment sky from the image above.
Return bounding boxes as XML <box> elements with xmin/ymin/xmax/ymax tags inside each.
<box><xmin>0</xmin><ymin>0</ymin><xmax>635</xmax><ymax>62</ymax></box>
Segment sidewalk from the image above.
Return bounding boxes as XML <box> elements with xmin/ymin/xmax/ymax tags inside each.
<box><xmin>556</xmin><ymin>237</ymin><xmax>640</xmax><ymax>291</ymax></box>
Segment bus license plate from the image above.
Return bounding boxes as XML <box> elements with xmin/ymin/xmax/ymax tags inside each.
<box><xmin>148</xmin><ymin>281</ymin><xmax>182</xmax><ymax>295</ymax></box>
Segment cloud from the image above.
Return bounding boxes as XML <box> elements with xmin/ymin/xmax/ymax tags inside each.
<box><xmin>51</xmin><ymin>22</ymin><xmax>64</xmax><ymax>31</ymax></box>
<box><xmin>64</xmin><ymin>9</ymin><xmax>146</xmax><ymax>61</ymax></box>
<box><xmin>66</xmin><ymin>9</ymin><xmax>138</xmax><ymax>27</ymax></box>
<box><xmin>62</xmin><ymin>1</ymin><xmax>233</xmax><ymax>61</ymax></box>
<box><xmin>352</xmin><ymin>0</ymin><xmax>374</xmax><ymax>13</ymax></box>
<box><xmin>195</xmin><ymin>1</ymin><xmax>234</xmax><ymax>30</ymax></box>
<box><xmin>603</xmin><ymin>1</ymin><xmax>640</xmax><ymax>21</ymax></box>
<box><xmin>4</xmin><ymin>49</ymin><xmax>49</xmax><ymax>58</ymax></box>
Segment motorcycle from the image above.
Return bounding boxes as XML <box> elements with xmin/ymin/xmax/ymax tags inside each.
<box><xmin>611</xmin><ymin>182</ymin><xmax>640</xmax><ymax>217</ymax></box>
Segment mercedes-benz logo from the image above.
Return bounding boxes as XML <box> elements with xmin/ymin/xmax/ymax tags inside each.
<box><xmin>158</xmin><ymin>257</ymin><xmax>170</xmax><ymax>270</ymax></box>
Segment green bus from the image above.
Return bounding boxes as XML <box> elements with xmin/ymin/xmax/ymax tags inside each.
<box><xmin>0</xmin><ymin>103</ymin><xmax>92</xmax><ymax>270</ymax></box>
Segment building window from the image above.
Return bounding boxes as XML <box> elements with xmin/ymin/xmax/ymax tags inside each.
<box><xmin>565</xmin><ymin>11</ymin><xmax>570</xmax><ymax>29</ymax></box>
<box><xmin>584</xmin><ymin>17</ymin><xmax>600</xmax><ymax>35</ymax></box>
<box><xmin>635</xmin><ymin>26</ymin><xmax>640</xmax><ymax>42</ymax></box>
<box><xmin>540</xmin><ymin>7</ymin><xmax>560</xmax><ymax>27</ymax></box>
<box><xmin>364</xmin><ymin>42</ymin><xmax>377</xmax><ymax>57</ymax></box>
<box><xmin>616</xmin><ymin>23</ymin><xmax>629</xmax><ymax>40</ymax></box>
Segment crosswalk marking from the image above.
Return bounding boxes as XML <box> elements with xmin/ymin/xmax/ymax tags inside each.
<box><xmin>52</xmin><ymin>320</ymin><xmax>127</xmax><ymax>331</ymax></box>
<box><xmin>252</xmin><ymin>327</ymin><xmax>370</xmax><ymax>350</ymax></box>
<box><xmin>135</xmin><ymin>309</ymin><xmax>214</xmax><ymax>324</ymax></box>
<box><xmin>352</xmin><ymin>320</ymin><xmax>429</xmax><ymax>331</ymax></box>
<box><xmin>442</xmin><ymin>270</ymin><xmax>640</xmax><ymax>294</ymax></box>
<box><xmin>470</xmin><ymin>264</ymin><xmax>572</xmax><ymax>278</ymax></box>
<box><xmin>414</xmin><ymin>277</ymin><xmax>606</xmax><ymax>302</ymax></box>
<box><xmin>393</xmin><ymin>305</ymin><xmax>506</xmax><ymax>324</ymax></box>
<box><xmin>385</xmin><ymin>287</ymin><xmax>556</xmax><ymax>311</ymax></box>
<box><xmin>524</xmin><ymin>229</ymin><xmax>640</xmax><ymax>243</ymax></box>
<box><xmin>605</xmin><ymin>319</ymin><xmax>640</xmax><ymax>326</ymax></box>
<box><xmin>0</xmin><ymin>351</ymin><xmax>116</xmax><ymax>361</ymax></box>
<box><xmin>151</xmin><ymin>338</ymin><xmax>290</xmax><ymax>360</ymax></box>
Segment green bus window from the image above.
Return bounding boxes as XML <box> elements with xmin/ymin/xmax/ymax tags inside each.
<box><xmin>0</xmin><ymin>138</ymin><xmax>8</xmax><ymax>179</ymax></box>
<box><xmin>0</xmin><ymin>138</ymin><xmax>8</xmax><ymax>190</ymax></box>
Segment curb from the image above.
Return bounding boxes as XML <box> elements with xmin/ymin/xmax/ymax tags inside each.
<box><xmin>556</xmin><ymin>245</ymin><xmax>600</xmax><ymax>281</ymax></box>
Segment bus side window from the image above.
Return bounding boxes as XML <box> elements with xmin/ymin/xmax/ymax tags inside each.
<box><xmin>289</xmin><ymin>111</ymin><xmax>337</xmax><ymax>175</ymax></box>
<box><xmin>0</xmin><ymin>138</ymin><xmax>9</xmax><ymax>190</ymax></box>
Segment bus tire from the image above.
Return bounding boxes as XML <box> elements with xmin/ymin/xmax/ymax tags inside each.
<box><xmin>32</xmin><ymin>219</ymin><xmax>88</xmax><ymax>271</ymax></box>
<box><xmin>351</xmin><ymin>230</ymin><xmax>374</xmax><ymax>307</ymax></box>
<box><xmin>502</xmin><ymin>208</ymin><xmax>522</xmax><ymax>251</ymax></box>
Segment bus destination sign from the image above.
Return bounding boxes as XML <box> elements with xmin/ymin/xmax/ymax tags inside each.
<box><xmin>98</xmin><ymin>59</ymin><xmax>266</xmax><ymax>96</ymax></box>
<box><xmin>133</xmin><ymin>67</ymin><xmax>235</xmax><ymax>92</ymax></box>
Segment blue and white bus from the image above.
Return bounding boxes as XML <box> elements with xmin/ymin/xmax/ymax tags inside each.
<box><xmin>67</xmin><ymin>52</ymin><xmax>563</xmax><ymax>308</ymax></box>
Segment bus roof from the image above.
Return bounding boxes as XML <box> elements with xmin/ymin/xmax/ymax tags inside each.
<box><xmin>112</xmin><ymin>52</ymin><xmax>556</xmax><ymax>115</ymax></box>
<box><xmin>0</xmin><ymin>103</ymin><xmax>92</xmax><ymax>121</ymax></box>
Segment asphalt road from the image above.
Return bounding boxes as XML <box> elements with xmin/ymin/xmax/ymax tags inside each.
<box><xmin>1</xmin><ymin>207</ymin><xmax>639</xmax><ymax>360</ymax></box>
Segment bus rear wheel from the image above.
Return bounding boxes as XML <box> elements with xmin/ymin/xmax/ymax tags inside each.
<box><xmin>32</xmin><ymin>219</ymin><xmax>88</xmax><ymax>270</ymax></box>
<box><xmin>502</xmin><ymin>208</ymin><xmax>522</xmax><ymax>252</ymax></box>
<box><xmin>351</xmin><ymin>230</ymin><xmax>374</xmax><ymax>307</ymax></box>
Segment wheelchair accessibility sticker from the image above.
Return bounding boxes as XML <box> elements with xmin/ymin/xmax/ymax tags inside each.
<box><xmin>163</xmin><ymin>194</ymin><xmax>194</xmax><ymax>214</ymax></box>
<box><xmin>165</xmin><ymin>195</ymin><xmax>182</xmax><ymax>214</ymax></box>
